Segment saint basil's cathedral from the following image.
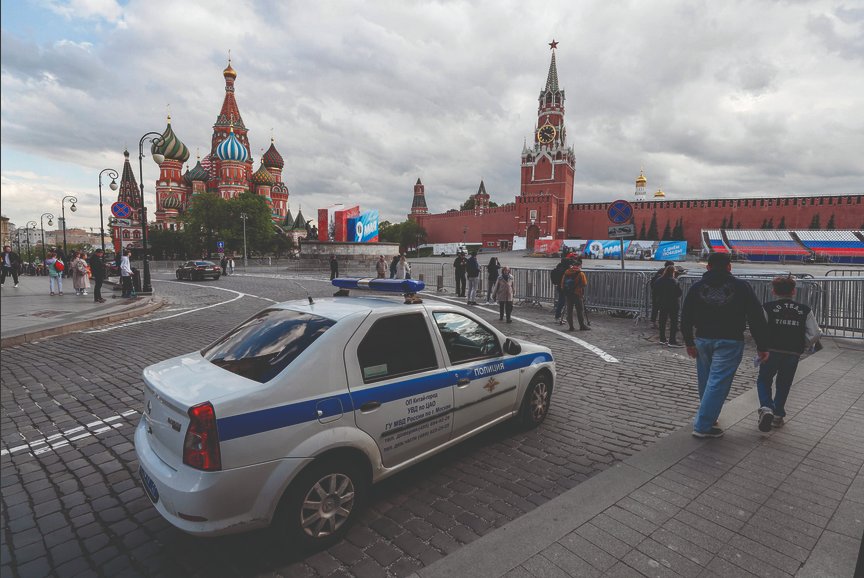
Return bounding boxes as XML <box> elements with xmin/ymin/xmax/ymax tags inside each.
<box><xmin>111</xmin><ymin>59</ymin><xmax>294</xmax><ymax>252</ymax></box>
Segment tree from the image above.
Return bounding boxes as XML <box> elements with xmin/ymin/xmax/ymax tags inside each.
<box><xmin>148</xmin><ymin>225</ymin><xmax>187</xmax><ymax>260</ymax></box>
<box><xmin>826</xmin><ymin>214</ymin><xmax>835</xmax><ymax>230</ymax></box>
<box><xmin>672</xmin><ymin>218</ymin><xmax>684</xmax><ymax>240</ymax></box>
<box><xmin>399</xmin><ymin>219</ymin><xmax>427</xmax><ymax>251</ymax></box>
<box><xmin>638</xmin><ymin>221</ymin><xmax>646</xmax><ymax>239</ymax></box>
<box><xmin>379</xmin><ymin>221</ymin><xmax>402</xmax><ymax>243</ymax></box>
<box><xmin>720</xmin><ymin>216</ymin><xmax>728</xmax><ymax>229</ymax></box>
<box><xmin>646</xmin><ymin>211</ymin><xmax>659</xmax><ymax>240</ymax></box>
<box><xmin>778</xmin><ymin>216</ymin><xmax>786</xmax><ymax>229</ymax></box>
<box><xmin>760</xmin><ymin>218</ymin><xmax>769</xmax><ymax>229</ymax></box>
<box><xmin>182</xmin><ymin>192</ymin><xmax>229</xmax><ymax>257</ymax></box>
<box><xmin>225</xmin><ymin>193</ymin><xmax>274</xmax><ymax>256</ymax></box>
<box><xmin>458</xmin><ymin>196</ymin><xmax>498</xmax><ymax>211</ymax></box>
<box><xmin>661</xmin><ymin>220</ymin><xmax>672</xmax><ymax>240</ymax></box>
<box><xmin>767</xmin><ymin>217</ymin><xmax>774</xmax><ymax>229</ymax></box>
<box><xmin>809</xmin><ymin>214</ymin><xmax>821</xmax><ymax>230</ymax></box>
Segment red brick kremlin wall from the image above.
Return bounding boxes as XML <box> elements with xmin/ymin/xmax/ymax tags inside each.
<box><xmin>568</xmin><ymin>194</ymin><xmax>864</xmax><ymax>248</ymax></box>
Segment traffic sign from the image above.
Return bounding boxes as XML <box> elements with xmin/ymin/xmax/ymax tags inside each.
<box><xmin>114</xmin><ymin>218</ymin><xmax>132</xmax><ymax>227</ymax></box>
<box><xmin>608</xmin><ymin>224</ymin><xmax>636</xmax><ymax>238</ymax></box>
<box><xmin>607</xmin><ymin>199</ymin><xmax>633</xmax><ymax>224</ymax></box>
<box><xmin>216</xmin><ymin>241</ymin><xmax>225</xmax><ymax>249</ymax></box>
<box><xmin>111</xmin><ymin>202</ymin><xmax>132</xmax><ymax>218</ymax></box>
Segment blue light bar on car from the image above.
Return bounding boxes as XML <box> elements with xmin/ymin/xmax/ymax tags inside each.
<box><xmin>332</xmin><ymin>278</ymin><xmax>426</xmax><ymax>293</ymax></box>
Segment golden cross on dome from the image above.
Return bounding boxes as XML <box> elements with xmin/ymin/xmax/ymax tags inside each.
<box><xmin>228</xmin><ymin>48</ymin><xmax>231</xmax><ymax>65</ymax></box>
<box><xmin>549</xmin><ymin>39</ymin><xmax>558</xmax><ymax>50</ymax></box>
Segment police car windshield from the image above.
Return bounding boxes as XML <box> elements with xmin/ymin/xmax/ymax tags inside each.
<box><xmin>201</xmin><ymin>309</ymin><xmax>335</xmax><ymax>383</ymax></box>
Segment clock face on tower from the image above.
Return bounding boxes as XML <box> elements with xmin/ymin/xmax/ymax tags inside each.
<box><xmin>537</xmin><ymin>124</ymin><xmax>556</xmax><ymax>144</ymax></box>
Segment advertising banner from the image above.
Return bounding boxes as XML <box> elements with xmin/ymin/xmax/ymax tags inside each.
<box><xmin>653</xmin><ymin>241</ymin><xmax>688</xmax><ymax>261</ymax></box>
<box><xmin>347</xmin><ymin>210</ymin><xmax>379</xmax><ymax>243</ymax></box>
<box><xmin>583</xmin><ymin>240</ymin><xmax>631</xmax><ymax>258</ymax></box>
<box><xmin>533</xmin><ymin>239</ymin><xmax>563</xmax><ymax>255</ymax></box>
<box><xmin>333</xmin><ymin>206</ymin><xmax>360</xmax><ymax>242</ymax></box>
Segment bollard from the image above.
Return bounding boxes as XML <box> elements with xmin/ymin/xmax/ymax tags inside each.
<box><xmin>437</xmin><ymin>275</ymin><xmax>444</xmax><ymax>291</ymax></box>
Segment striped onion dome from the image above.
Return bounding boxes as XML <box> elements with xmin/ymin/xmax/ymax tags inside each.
<box><xmin>184</xmin><ymin>159</ymin><xmax>210</xmax><ymax>184</ymax></box>
<box><xmin>262</xmin><ymin>138</ymin><xmax>284</xmax><ymax>169</ymax></box>
<box><xmin>251</xmin><ymin>164</ymin><xmax>275</xmax><ymax>186</ymax></box>
<box><xmin>152</xmin><ymin>116</ymin><xmax>190</xmax><ymax>163</ymax></box>
<box><xmin>216</xmin><ymin>126</ymin><xmax>248</xmax><ymax>162</ymax></box>
<box><xmin>162</xmin><ymin>193</ymin><xmax>182</xmax><ymax>209</ymax></box>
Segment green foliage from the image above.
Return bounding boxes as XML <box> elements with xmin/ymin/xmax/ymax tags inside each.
<box><xmin>778</xmin><ymin>216</ymin><xmax>786</xmax><ymax>229</ymax></box>
<box><xmin>181</xmin><ymin>192</ymin><xmax>276</xmax><ymax>257</ymax></box>
<box><xmin>638</xmin><ymin>221</ymin><xmax>646</xmax><ymax>239</ymax></box>
<box><xmin>661</xmin><ymin>221</ymin><xmax>672</xmax><ymax>240</ymax></box>
<box><xmin>826</xmin><ymin>214</ymin><xmax>835</xmax><ymax>230</ymax></box>
<box><xmin>148</xmin><ymin>226</ymin><xmax>188</xmax><ymax>260</ymax></box>
<box><xmin>809</xmin><ymin>213</ymin><xmax>821</xmax><ymax>230</ymax></box>
<box><xmin>646</xmin><ymin>212</ymin><xmax>659</xmax><ymax>240</ymax></box>
<box><xmin>378</xmin><ymin>219</ymin><xmax>427</xmax><ymax>250</ymax></box>
<box><xmin>720</xmin><ymin>216</ymin><xmax>727</xmax><ymax>229</ymax></box>
<box><xmin>671</xmin><ymin>218</ymin><xmax>684</xmax><ymax>240</ymax></box>
<box><xmin>458</xmin><ymin>196</ymin><xmax>498</xmax><ymax>211</ymax></box>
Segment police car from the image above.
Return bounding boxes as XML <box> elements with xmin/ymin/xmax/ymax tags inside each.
<box><xmin>134</xmin><ymin>279</ymin><xmax>555</xmax><ymax>550</ymax></box>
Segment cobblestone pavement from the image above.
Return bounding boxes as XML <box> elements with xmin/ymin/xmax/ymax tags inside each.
<box><xmin>1</xmin><ymin>272</ymin><xmax>766</xmax><ymax>577</ymax></box>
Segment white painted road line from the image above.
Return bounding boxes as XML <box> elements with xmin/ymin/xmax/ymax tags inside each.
<box><xmin>1</xmin><ymin>409</ymin><xmax>139</xmax><ymax>457</ymax></box>
<box><xmin>425</xmin><ymin>293</ymin><xmax>619</xmax><ymax>363</ymax></box>
<box><xmin>83</xmin><ymin>281</ymin><xmax>276</xmax><ymax>333</ymax></box>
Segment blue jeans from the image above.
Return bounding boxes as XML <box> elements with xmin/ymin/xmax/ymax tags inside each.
<box><xmin>694</xmin><ymin>338</ymin><xmax>745</xmax><ymax>432</ymax></box>
<box><xmin>756</xmin><ymin>352</ymin><xmax>800</xmax><ymax>417</ymax></box>
<box><xmin>553</xmin><ymin>286</ymin><xmax>566</xmax><ymax>318</ymax></box>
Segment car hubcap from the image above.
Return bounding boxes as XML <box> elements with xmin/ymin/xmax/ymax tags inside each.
<box><xmin>530</xmin><ymin>382</ymin><xmax>549</xmax><ymax>421</ymax></box>
<box><xmin>300</xmin><ymin>473</ymin><xmax>355</xmax><ymax>538</ymax></box>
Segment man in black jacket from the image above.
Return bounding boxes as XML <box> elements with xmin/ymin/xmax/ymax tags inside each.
<box><xmin>453</xmin><ymin>252</ymin><xmax>467</xmax><ymax>297</ymax></box>
<box><xmin>550</xmin><ymin>254</ymin><xmax>573</xmax><ymax>323</ymax></box>
<box><xmin>90</xmin><ymin>249</ymin><xmax>107</xmax><ymax>303</ymax></box>
<box><xmin>681</xmin><ymin>252</ymin><xmax>769</xmax><ymax>438</ymax></box>
<box><xmin>1</xmin><ymin>245</ymin><xmax>21</xmax><ymax>287</ymax></box>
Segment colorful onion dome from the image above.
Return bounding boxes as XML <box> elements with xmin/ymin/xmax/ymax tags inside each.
<box><xmin>152</xmin><ymin>116</ymin><xmax>190</xmax><ymax>163</ymax></box>
<box><xmin>162</xmin><ymin>192</ymin><xmax>182</xmax><ymax>209</ymax></box>
<box><xmin>262</xmin><ymin>138</ymin><xmax>284</xmax><ymax>169</ymax></box>
<box><xmin>184</xmin><ymin>159</ymin><xmax>210</xmax><ymax>184</ymax></box>
<box><xmin>216</xmin><ymin>127</ymin><xmax>248</xmax><ymax>162</ymax></box>
<box><xmin>251</xmin><ymin>164</ymin><xmax>275</xmax><ymax>186</ymax></box>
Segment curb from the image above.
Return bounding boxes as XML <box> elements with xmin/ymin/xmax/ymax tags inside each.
<box><xmin>0</xmin><ymin>298</ymin><xmax>165</xmax><ymax>348</ymax></box>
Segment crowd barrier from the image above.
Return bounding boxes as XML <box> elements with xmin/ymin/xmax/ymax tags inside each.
<box><xmin>143</xmin><ymin>260</ymin><xmax>862</xmax><ymax>339</ymax></box>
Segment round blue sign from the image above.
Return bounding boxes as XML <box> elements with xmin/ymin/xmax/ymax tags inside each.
<box><xmin>607</xmin><ymin>199</ymin><xmax>633</xmax><ymax>224</ymax></box>
<box><xmin>111</xmin><ymin>202</ymin><xmax>132</xmax><ymax>218</ymax></box>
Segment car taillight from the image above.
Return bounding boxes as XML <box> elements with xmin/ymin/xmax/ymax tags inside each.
<box><xmin>183</xmin><ymin>402</ymin><xmax>222</xmax><ymax>471</ymax></box>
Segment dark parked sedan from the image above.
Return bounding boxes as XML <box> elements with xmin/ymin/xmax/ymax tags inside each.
<box><xmin>176</xmin><ymin>260</ymin><xmax>221</xmax><ymax>281</ymax></box>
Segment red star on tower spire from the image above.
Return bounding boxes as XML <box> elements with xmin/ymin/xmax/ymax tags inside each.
<box><xmin>549</xmin><ymin>39</ymin><xmax>558</xmax><ymax>50</ymax></box>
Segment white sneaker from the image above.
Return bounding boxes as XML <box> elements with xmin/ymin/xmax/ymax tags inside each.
<box><xmin>82</xmin><ymin>291</ymin><xmax>88</xmax><ymax>295</ymax></box>
<box><xmin>14</xmin><ymin>283</ymin><xmax>18</xmax><ymax>288</ymax></box>
<box><xmin>758</xmin><ymin>406</ymin><xmax>774</xmax><ymax>432</ymax></box>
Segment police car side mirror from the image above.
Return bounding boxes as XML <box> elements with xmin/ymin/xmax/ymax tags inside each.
<box><xmin>504</xmin><ymin>338</ymin><xmax>521</xmax><ymax>356</ymax></box>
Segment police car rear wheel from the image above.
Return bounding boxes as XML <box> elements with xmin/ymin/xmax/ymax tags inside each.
<box><xmin>278</xmin><ymin>458</ymin><xmax>368</xmax><ymax>551</ymax></box>
<box><xmin>519</xmin><ymin>374</ymin><xmax>551</xmax><ymax>428</ymax></box>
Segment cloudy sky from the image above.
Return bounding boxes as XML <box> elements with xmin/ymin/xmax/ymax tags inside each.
<box><xmin>2</xmin><ymin>0</ymin><xmax>863</xmax><ymax>233</ymax></box>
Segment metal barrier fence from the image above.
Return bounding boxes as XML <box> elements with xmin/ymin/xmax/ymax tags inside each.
<box><xmin>143</xmin><ymin>260</ymin><xmax>862</xmax><ymax>338</ymax></box>
<box><xmin>825</xmin><ymin>269</ymin><xmax>864</xmax><ymax>277</ymax></box>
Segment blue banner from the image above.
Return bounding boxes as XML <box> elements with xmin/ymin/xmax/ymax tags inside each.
<box><xmin>347</xmin><ymin>210</ymin><xmax>379</xmax><ymax>243</ymax></box>
<box><xmin>654</xmin><ymin>241</ymin><xmax>687</xmax><ymax>261</ymax></box>
<box><xmin>583</xmin><ymin>240</ymin><xmax>630</xmax><ymax>258</ymax></box>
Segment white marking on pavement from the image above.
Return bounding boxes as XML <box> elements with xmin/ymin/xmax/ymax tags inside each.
<box><xmin>1</xmin><ymin>409</ymin><xmax>139</xmax><ymax>457</ymax></box>
<box><xmin>83</xmin><ymin>281</ymin><xmax>276</xmax><ymax>333</ymax></box>
<box><xmin>425</xmin><ymin>294</ymin><xmax>619</xmax><ymax>363</ymax></box>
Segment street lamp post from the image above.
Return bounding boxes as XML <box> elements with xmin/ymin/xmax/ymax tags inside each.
<box><xmin>138</xmin><ymin>131</ymin><xmax>166</xmax><ymax>295</ymax></box>
<box><xmin>240</xmin><ymin>212</ymin><xmax>248</xmax><ymax>269</ymax></box>
<box><xmin>61</xmin><ymin>195</ymin><xmax>78</xmax><ymax>261</ymax></box>
<box><xmin>98</xmin><ymin>169</ymin><xmax>119</xmax><ymax>253</ymax></box>
<box><xmin>40</xmin><ymin>213</ymin><xmax>55</xmax><ymax>263</ymax></box>
<box><xmin>25</xmin><ymin>221</ymin><xmax>36</xmax><ymax>269</ymax></box>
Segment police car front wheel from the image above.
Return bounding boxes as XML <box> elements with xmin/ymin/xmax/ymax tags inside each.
<box><xmin>519</xmin><ymin>373</ymin><xmax>552</xmax><ymax>428</ymax></box>
<box><xmin>276</xmin><ymin>458</ymin><xmax>369</xmax><ymax>551</ymax></box>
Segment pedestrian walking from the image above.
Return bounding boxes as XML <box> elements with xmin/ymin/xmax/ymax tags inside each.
<box><xmin>465</xmin><ymin>251</ymin><xmax>480</xmax><ymax>305</ymax></box>
<box><xmin>650</xmin><ymin>261</ymin><xmax>675</xmax><ymax>328</ymax></box>
<box><xmin>654</xmin><ymin>265</ymin><xmax>683</xmax><ymax>346</ymax></box>
<box><xmin>389</xmin><ymin>255</ymin><xmax>399</xmax><ymax>279</ymax></box>
<box><xmin>681</xmin><ymin>252</ymin><xmax>769</xmax><ymax>438</ymax></box>
<box><xmin>485</xmin><ymin>257</ymin><xmax>501</xmax><ymax>303</ymax></box>
<box><xmin>90</xmin><ymin>249</ymin><xmax>107</xmax><ymax>303</ymax></box>
<box><xmin>492</xmin><ymin>266</ymin><xmax>515</xmax><ymax>322</ymax></box>
<box><xmin>220</xmin><ymin>255</ymin><xmax>228</xmax><ymax>276</ymax></box>
<box><xmin>375</xmin><ymin>255</ymin><xmax>387</xmax><ymax>278</ymax></box>
<box><xmin>1</xmin><ymin>245</ymin><xmax>21</xmax><ymax>288</ymax></box>
<box><xmin>550</xmin><ymin>254</ymin><xmax>572</xmax><ymax>323</ymax></box>
<box><xmin>45</xmin><ymin>251</ymin><xmax>64</xmax><ymax>295</ymax></box>
<box><xmin>561</xmin><ymin>260</ymin><xmax>589</xmax><ymax>331</ymax></box>
<box><xmin>72</xmin><ymin>252</ymin><xmax>90</xmax><ymax>296</ymax></box>
<box><xmin>120</xmin><ymin>250</ymin><xmax>133</xmax><ymax>298</ymax></box>
<box><xmin>453</xmin><ymin>252</ymin><xmax>467</xmax><ymax>297</ymax></box>
<box><xmin>395</xmin><ymin>254</ymin><xmax>411</xmax><ymax>279</ymax></box>
<box><xmin>755</xmin><ymin>276</ymin><xmax>821</xmax><ymax>431</ymax></box>
<box><xmin>227</xmin><ymin>257</ymin><xmax>235</xmax><ymax>275</ymax></box>
<box><xmin>329</xmin><ymin>254</ymin><xmax>339</xmax><ymax>280</ymax></box>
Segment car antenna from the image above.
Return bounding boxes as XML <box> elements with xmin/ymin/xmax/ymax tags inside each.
<box><xmin>288</xmin><ymin>280</ymin><xmax>313</xmax><ymax>304</ymax></box>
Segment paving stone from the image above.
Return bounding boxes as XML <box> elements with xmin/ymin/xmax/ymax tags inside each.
<box><xmin>540</xmin><ymin>542</ymin><xmax>601</xmax><ymax>577</ymax></box>
<box><xmin>558</xmin><ymin>531</ymin><xmax>617</xmax><ymax>571</ymax></box>
<box><xmin>521</xmin><ymin>553</ymin><xmax>571</xmax><ymax>578</ymax></box>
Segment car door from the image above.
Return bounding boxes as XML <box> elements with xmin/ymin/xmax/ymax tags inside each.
<box><xmin>344</xmin><ymin>312</ymin><xmax>454</xmax><ymax>468</ymax></box>
<box><xmin>181</xmin><ymin>261</ymin><xmax>193</xmax><ymax>278</ymax></box>
<box><xmin>432</xmin><ymin>311</ymin><xmax>521</xmax><ymax>438</ymax></box>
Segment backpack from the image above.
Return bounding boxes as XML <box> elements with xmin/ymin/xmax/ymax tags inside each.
<box><xmin>550</xmin><ymin>262</ymin><xmax>567</xmax><ymax>286</ymax></box>
<box><xmin>54</xmin><ymin>260</ymin><xmax>65</xmax><ymax>272</ymax></box>
<box><xmin>563</xmin><ymin>275</ymin><xmax>576</xmax><ymax>293</ymax></box>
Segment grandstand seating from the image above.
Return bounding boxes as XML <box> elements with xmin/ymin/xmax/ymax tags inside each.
<box><xmin>723</xmin><ymin>230</ymin><xmax>809</xmax><ymax>261</ymax></box>
<box><xmin>794</xmin><ymin>230</ymin><xmax>864</xmax><ymax>264</ymax></box>
<box><xmin>702</xmin><ymin>230</ymin><xmax>729</xmax><ymax>253</ymax></box>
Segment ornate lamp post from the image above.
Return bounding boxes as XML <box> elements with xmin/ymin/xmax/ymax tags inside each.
<box><xmin>25</xmin><ymin>221</ymin><xmax>36</xmax><ymax>268</ymax></box>
<box><xmin>98</xmin><ymin>169</ymin><xmax>119</xmax><ymax>253</ymax></box>
<box><xmin>61</xmin><ymin>195</ymin><xmax>78</xmax><ymax>260</ymax></box>
<box><xmin>138</xmin><ymin>132</ymin><xmax>165</xmax><ymax>294</ymax></box>
<box><xmin>240</xmin><ymin>212</ymin><xmax>248</xmax><ymax>269</ymax></box>
<box><xmin>40</xmin><ymin>213</ymin><xmax>55</xmax><ymax>262</ymax></box>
